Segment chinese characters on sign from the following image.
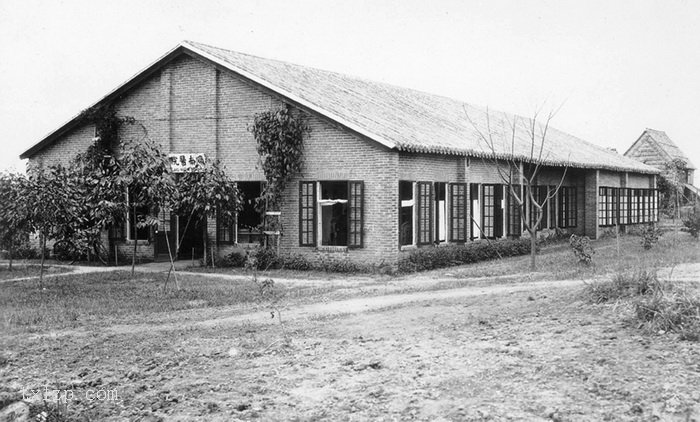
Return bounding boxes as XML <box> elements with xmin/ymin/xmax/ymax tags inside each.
<box><xmin>168</xmin><ymin>153</ymin><xmax>206</xmax><ymax>173</ymax></box>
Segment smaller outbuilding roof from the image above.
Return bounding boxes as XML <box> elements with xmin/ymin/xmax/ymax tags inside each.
<box><xmin>627</xmin><ymin>128</ymin><xmax>696</xmax><ymax>170</ymax></box>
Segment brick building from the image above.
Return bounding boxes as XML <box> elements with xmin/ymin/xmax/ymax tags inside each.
<box><xmin>20</xmin><ymin>41</ymin><xmax>660</xmax><ymax>265</ymax></box>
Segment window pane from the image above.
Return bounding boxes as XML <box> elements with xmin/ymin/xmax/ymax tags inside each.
<box><xmin>320</xmin><ymin>181</ymin><xmax>348</xmax><ymax>246</ymax></box>
<box><xmin>237</xmin><ymin>182</ymin><xmax>263</xmax><ymax>244</ymax></box>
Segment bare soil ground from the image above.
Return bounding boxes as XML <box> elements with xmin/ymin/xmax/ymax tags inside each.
<box><xmin>1</xmin><ymin>235</ymin><xmax>700</xmax><ymax>421</ymax></box>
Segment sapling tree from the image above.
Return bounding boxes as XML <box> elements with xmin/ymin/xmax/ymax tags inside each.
<box><xmin>467</xmin><ymin>106</ymin><xmax>570</xmax><ymax>271</ymax></box>
<box><xmin>116</xmin><ymin>137</ymin><xmax>177</xmax><ymax>277</ymax></box>
<box><xmin>0</xmin><ymin>172</ymin><xmax>31</xmax><ymax>270</ymax></box>
<box><xmin>25</xmin><ymin>165</ymin><xmax>79</xmax><ymax>287</ymax></box>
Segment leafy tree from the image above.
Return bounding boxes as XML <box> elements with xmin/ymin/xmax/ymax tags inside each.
<box><xmin>0</xmin><ymin>172</ymin><xmax>31</xmax><ymax>270</ymax></box>
<box><xmin>174</xmin><ymin>161</ymin><xmax>242</xmax><ymax>268</ymax></box>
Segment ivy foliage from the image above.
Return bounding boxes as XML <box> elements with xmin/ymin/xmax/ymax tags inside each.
<box><xmin>251</xmin><ymin>106</ymin><xmax>309</xmax><ymax>209</ymax></box>
<box><xmin>77</xmin><ymin>104</ymin><xmax>134</xmax><ymax>153</ymax></box>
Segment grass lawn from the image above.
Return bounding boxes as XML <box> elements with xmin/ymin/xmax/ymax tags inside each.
<box><xmin>0</xmin><ymin>264</ymin><xmax>69</xmax><ymax>281</ymax></box>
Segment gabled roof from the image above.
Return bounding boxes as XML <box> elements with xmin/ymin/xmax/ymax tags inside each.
<box><xmin>625</xmin><ymin>128</ymin><xmax>695</xmax><ymax>170</ymax></box>
<box><xmin>20</xmin><ymin>41</ymin><xmax>659</xmax><ymax>174</ymax></box>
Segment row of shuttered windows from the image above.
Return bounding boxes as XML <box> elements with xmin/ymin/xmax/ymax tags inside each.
<box><xmin>296</xmin><ymin>181</ymin><xmax>580</xmax><ymax>249</ymax></box>
<box><xmin>598</xmin><ymin>187</ymin><xmax>659</xmax><ymax>227</ymax></box>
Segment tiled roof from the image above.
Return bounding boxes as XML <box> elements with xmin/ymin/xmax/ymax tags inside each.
<box><xmin>640</xmin><ymin>129</ymin><xmax>695</xmax><ymax>169</ymax></box>
<box><xmin>185</xmin><ymin>41</ymin><xmax>657</xmax><ymax>173</ymax></box>
<box><xmin>21</xmin><ymin>40</ymin><xmax>659</xmax><ymax>174</ymax></box>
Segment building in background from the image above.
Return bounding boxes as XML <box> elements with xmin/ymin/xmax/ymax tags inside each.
<box><xmin>625</xmin><ymin>128</ymin><xmax>698</xmax><ymax>206</ymax></box>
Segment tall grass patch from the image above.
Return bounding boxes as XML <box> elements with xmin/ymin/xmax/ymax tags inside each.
<box><xmin>584</xmin><ymin>269</ymin><xmax>700</xmax><ymax>341</ymax></box>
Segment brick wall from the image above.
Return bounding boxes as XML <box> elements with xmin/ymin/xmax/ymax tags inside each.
<box><xmin>26</xmin><ymin>51</ymin><xmax>660</xmax><ymax>263</ymax></box>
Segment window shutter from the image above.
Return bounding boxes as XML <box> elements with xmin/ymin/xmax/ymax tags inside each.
<box><xmin>506</xmin><ymin>186</ymin><xmax>522</xmax><ymax>236</ymax></box>
<box><xmin>299</xmin><ymin>181</ymin><xmax>316</xmax><ymax>246</ymax></box>
<box><xmin>348</xmin><ymin>181</ymin><xmax>364</xmax><ymax>248</ymax></box>
<box><xmin>449</xmin><ymin>183</ymin><xmax>467</xmax><ymax>242</ymax></box>
<box><xmin>417</xmin><ymin>182</ymin><xmax>433</xmax><ymax>245</ymax></box>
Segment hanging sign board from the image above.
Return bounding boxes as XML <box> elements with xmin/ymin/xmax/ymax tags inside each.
<box><xmin>168</xmin><ymin>153</ymin><xmax>206</xmax><ymax>173</ymax></box>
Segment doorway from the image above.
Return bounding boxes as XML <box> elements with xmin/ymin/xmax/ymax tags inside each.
<box><xmin>177</xmin><ymin>211</ymin><xmax>205</xmax><ymax>260</ymax></box>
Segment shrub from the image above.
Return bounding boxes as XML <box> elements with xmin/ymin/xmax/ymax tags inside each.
<box><xmin>584</xmin><ymin>270</ymin><xmax>660</xmax><ymax>303</ymax></box>
<box><xmin>397</xmin><ymin>238</ymin><xmax>531</xmax><ymax>272</ymax></box>
<box><xmin>250</xmin><ymin>247</ymin><xmax>283</xmax><ymax>270</ymax></box>
<box><xmin>12</xmin><ymin>243</ymin><xmax>41</xmax><ymax>259</ymax></box>
<box><xmin>282</xmin><ymin>254</ymin><xmax>313</xmax><ymax>271</ymax></box>
<box><xmin>681</xmin><ymin>208</ymin><xmax>700</xmax><ymax>239</ymax></box>
<box><xmin>640</xmin><ymin>224</ymin><xmax>661</xmax><ymax>250</ymax></box>
<box><xmin>317</xmin><ymin>257</ymin><xmax>365</xmax><ymax>273</ymax></box>
<box><xmin>569</xmin><ymin>234</ymin><xmax>595</xmax><ymax>264</ymax></box>
<box><xmin>219</xmin><ymin>251</ymin><xmax>247</xmax><ymax>268</ymax></box>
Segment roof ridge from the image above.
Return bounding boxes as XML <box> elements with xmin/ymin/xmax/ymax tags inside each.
<box><xmin>183</xmin><ymin>40</ymin><xmax>485</xmax><ymax>112</ymax></box>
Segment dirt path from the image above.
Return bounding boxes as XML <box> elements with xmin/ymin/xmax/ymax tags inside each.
<box><xmin>23</xmin><ymin>276</ymin><xmax>587</xmax><ymax>341</ymax></box>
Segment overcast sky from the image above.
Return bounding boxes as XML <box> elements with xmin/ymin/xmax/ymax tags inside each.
<box><xmin>1</xmin><ymin>0</ymin><xmax>699</xmax><ymax>177</ymax></box>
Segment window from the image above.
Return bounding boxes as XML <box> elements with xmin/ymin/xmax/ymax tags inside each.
<box><xmin>507</xmin><ymin>187</ymin><xmax>522</xmax><ymax>236</ymax></box>
<box><xmin>237</xmin><ymin>182</ymin><xmax>264</xmax><ymax>244</ymax></box>
<box><xmin>399</xmin><ymin>181</ymin><xmax>414</xmax><ymax>246</ymax></box>
<box><xmin>416</xmin><ymin>182</ymin><xmax>433</xmax><ymax>245</ymax></box>
<box><xmin>435</xmin><ymin>182</ymin><xmax>447</xmax><ymax>243</ymax></box>
<box><xmin>630</xmin><ymin>189</ymin><xmax>639</xmax><ymax>224</ymax></box>
<box><xmin>598</xmin><ymin>187</ymin><xmax>619</xmax><ymax>227</ymax></box>
<box><xmin>470</xmin><ymin>184</ymin><xmax>480</xmax><ymax>239</ymax></box>
<box><xmin>449</xmin><ymin>183</ymin><xmax>467</xmax><ymax>242</ymax></box>
<box><xmin>529</xmin><ymin>186</ymin><xmax>548</xmax><ymax>230</ymax></box>
<box><xmin>299</xmin><ymin>180</ymin><xmax>363</xmax><ymax>248</ymax></box>
<box><xmin>619</xmin><ymin>188</ymin><xmax>629</xmax><ymax>225</ymax></box>
<box><xmin>127</xmin><ymin>189</ymin><xmax>149</xmax><ymax>241</ymax></box>
<box><xmin>320</xmin><ymin>181</ymin><xmax>348</xmax><ymax>246</ymax></box>
<box><xmin>559</xmin><ymin>187</ymin><xmax>577</xmax><ymax>228</ymax></box>
<box><xmin>217</xmin><ymin>210</ymin><xmax>235</xmax><ymax>244</ymax></box>
<box><xmin>299</xmin><ymin>181</ymin><xmax>316</xmax><ymax>246</ymax></box>
<box><xmin>109</xmin><ymin>221</ymin><xmax>126</xmax><ymax>240</ymax></box>
<box><xmin>548</xmin><ymin>186</ymin><xmax>557</xmax><ymax>228</ymax></box>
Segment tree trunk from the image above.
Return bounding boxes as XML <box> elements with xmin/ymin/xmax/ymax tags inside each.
<box><xmin>39</xmin><ymin>233</ymin><xmax>46</xmax><ymax>289</ymax></box>
<box><xmin>202</xmin><ymin>222</ymin><xmax>207</xmax><ymax>268</ymax></box>
<box><xmin>530</xmin><ymin>229</ymin><xmax>537</xmax><ymax>272</ymax></box>
<box><xmin>8</xmin><ymin>242</ymin><xmax>13</xmax><ymax>271</ymax></box>
<box><xmin>131</xmin><ymin>206</ymin><xmax>137</xmax><ymax>277</ymax></box>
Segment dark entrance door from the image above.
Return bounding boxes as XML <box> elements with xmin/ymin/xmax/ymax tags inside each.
<box><xmin>177</xmin><ymin>212</ymin><xmax>205</xmax><ymax>260</ymax></box>
<box><xmin>154</xmin><ymin>212</ymin><xmax>177</xmax><ymax>262</ymax></box>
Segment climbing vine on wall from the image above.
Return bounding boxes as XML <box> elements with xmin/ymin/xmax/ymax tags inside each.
<box><xmin>251</xmin><ymin>106</ymin><xmax>309</xmax><ymax>209</ymax></box>
<box><xmin>78</xmin><ymin>103</ymin><xmax>135</xmax><ymax>154</ymax></box>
